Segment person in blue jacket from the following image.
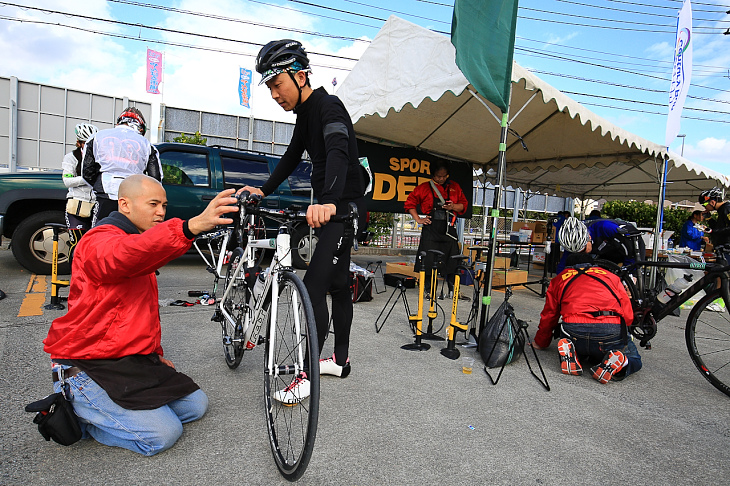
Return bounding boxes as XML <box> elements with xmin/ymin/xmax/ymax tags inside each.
<box><xmin>678</xmin><ymin>210</ymin><xmax>708</xmax><ymax>251</ymax></box>
<box><xmin>557</xmin><ymin>217</ymin><xmax>645</xmax><ymax>273</ymax></box>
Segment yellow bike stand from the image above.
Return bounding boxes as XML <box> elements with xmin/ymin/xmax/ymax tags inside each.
<box><xmin>44</xmin><ymin>223</ymin><xmax>70</xmax><ymax>310</ymax></box>
<box><xmin>402</xmin><ymin>251</ymin><xmax>430</xmax><ymax>351</ymax></box>
<box><xmin>441</xmin><ymin>256</ymin><xmax>471</xmax><ymax>360</ymax></box>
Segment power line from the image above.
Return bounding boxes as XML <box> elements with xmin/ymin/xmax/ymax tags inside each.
<box><xmin>531</xmin><ymin>70</ymin><xmax>730</xmax><ymax>105</ymax></box>
<box><xmin>522</xmin><ymin>5</ymin><xmax>727</xmax><ymax>28</ymax></box>
<box><xmin>515</xmin><ymin>46</ymin><xmax>730</xmax><ymax>93</ymax></box>
<box><xmin>577</xmin><ymin>100</ymin><xmax>730</xmax><ymax>123</ymax></box>
<box><xmin>551</xmin><ymin>0</ymin><xmax>730</xmax><ymax>22</ymax></box>
<box><xmin>0</xmin><ymin>15</ymin><xmax>356</xmax><ymax>71</ymax></box>
<box><xmin>107</xmin><ymin>0</ymin><xmax>370</xmax><ymax>43</ymax></box>
<box><xmin>562</xmin><ymin>90</ymin><xmax>730</xmax><ymax>115</ymax></box>
<box><xmin>517</xmin><ymin>35</ymin><xmax>729</xmax><ymax>72</ymax></box>
<box><xmin>0</xmin><ymin>2</ymin><xmax>360</xmax><ymax>62</ymax></box>
<box><xmin>519</xmin><ymin>13</ymin><xmax>721</xmax><ymax>33</ymax></box>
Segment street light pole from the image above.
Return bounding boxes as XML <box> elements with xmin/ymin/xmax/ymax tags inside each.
<box><xmin>677</xmin><ymin>134</ymin><xmax>686</xmax><ymax>157</ymax></box>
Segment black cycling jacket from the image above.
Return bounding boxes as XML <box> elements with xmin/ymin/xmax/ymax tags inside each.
<box><xmin>261</xmin><ymin>87</ymin><xmax>363</xmax><ymax>207</ymax></box>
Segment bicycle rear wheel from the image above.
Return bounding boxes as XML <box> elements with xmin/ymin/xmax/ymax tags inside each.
<box><xmin>685</xmin><ymin>289</ymin><xmax>730</xmax><ymax>397</ymax></box>
<box><xmin>220</xmin><ymin>247</ymin><xmax>247</xmax><ymax>369</ymax></box>
<box><xmin>263</xmin><ymin>271</ymin><xmax>319</xmax><ymax>481</ymax></box>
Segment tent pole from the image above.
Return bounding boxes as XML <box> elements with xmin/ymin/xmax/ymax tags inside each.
<box><xmin>650</xmin><ymin>155</ymin><xmax>668</xmax><ymax>289</ymax></box>
<box><xmin>478</xmin><ymin>111</ymin><xmax>510</xmax><ymax>336</ymax></box>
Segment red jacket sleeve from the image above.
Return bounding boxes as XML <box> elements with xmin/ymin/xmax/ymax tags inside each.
<box><xmin>535</xmin><ymin>275</ymin><xmax>563</xmax><ymax>348</ymax></box>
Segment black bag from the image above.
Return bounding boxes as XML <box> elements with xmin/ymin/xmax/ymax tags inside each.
<box><xmin>25</xmin><ymin>392</ymin><xmax>82</xmax><ymax>446</ymax></box>
<box><xmin>383</xmin><ymin>273</ymin><xmax>417</xmax><ymax>289</ymax></box>
<box><xmin>350</xmin><ymin>273</ymin><xmax>373</xmax><ymax>303</ymax></box>
<box><xmin>479</xmin><ymin>300</ymin><xmax>524</xmax><ymax>368</ymax></box>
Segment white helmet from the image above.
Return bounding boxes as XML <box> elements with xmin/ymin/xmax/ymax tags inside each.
<box><xmin>559</xmin><ymin>217</ymin><xmax>590</xmax><ymax>253</ymax></box>
<box><xmin>75</xmin><ymin>123</ymin><xmax>98</xmax><ymax>142</ymax></box>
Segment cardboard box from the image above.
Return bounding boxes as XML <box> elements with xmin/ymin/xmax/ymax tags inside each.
<box><xmin>532</xmin><ymin>232</ymin><xmax>547</xmax><ymax>244</ymax></box>
<box><xmin>492</xmin><ymin>269</ymin><xmax>528</xmax><ymax>286</ymax></box>
<box><xmin>512</xmin><ymin>221</ymin><xmax>548</xmax><ymax>234</ymax></box>
<box><xmin>491</xmin><ymin>256</ymin><xmax>511</xmax><ymax>269</ymax></box>
<box><xmin>385</xmin><ymin>262</ymin><xmax>419</xmax><ymax>280</ymax></box>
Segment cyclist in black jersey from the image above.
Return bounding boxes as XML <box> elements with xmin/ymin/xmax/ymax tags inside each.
<box><xmin>240</xmin><ymin>40</ymin><xmax>366</xmax><ymax>402</ymax></box>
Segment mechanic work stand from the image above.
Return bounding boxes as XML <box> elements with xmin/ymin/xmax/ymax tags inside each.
<box><xmin>44</xmin><ymin>223</ymin><xmax>69</xmax><ymax>310</ymax></box>
<box><xmin>481</xmin><ymin>288</ymin><xmax>550</xmax><ymax>391</ymax></box>
<box><xmin>421</xmin><ymin>249</ymin><xmax>445</xmax><ymax>341</ymax></box>
<box><xmin>441</xmin><ymin>255</ymin><xmax>471</xmax><ymax>360</ymax></box>
<box><xmin>402</xmin><ymin>251</ymin><xmax>430</xmax><ymax>351</ymax></box>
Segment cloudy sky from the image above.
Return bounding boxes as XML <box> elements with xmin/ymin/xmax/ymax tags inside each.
<box><xmin>1</xmin><ymin>0</ymin><xmax>728</xmax><ymax>173</ymax></box>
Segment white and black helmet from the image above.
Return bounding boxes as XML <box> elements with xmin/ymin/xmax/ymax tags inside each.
<box><xmin>255</xmin><ymin>39</ymin><xmax>310</xmax><ymax>85</ymax></box>
<box><xmin>75</xmin><ymin>123</ymin><xmax>98</xmax><ymax>142</ymax></box>
<box><xmin>559</xmin><ymin>217</ymin><xmax>590</xmax><ymax>253</ymax></box>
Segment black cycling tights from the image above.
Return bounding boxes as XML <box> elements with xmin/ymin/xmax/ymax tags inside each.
<box><xmin>303</xmin><ymin>199</ymin><xmax>364</xmax><ymax>366</ymax></box>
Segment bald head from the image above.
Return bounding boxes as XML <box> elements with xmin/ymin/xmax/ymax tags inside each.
<box><xmin>119</xmin><ymin>174</ymin><xmax>163</xmax><ymax>199</ymax></box>
<box><xmin>117</xmin><ymin>174</ymin><xmax>167</xmax><ymax>233</ymax></box>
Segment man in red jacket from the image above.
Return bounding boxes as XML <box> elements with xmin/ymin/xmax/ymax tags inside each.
<box><xmin>533</xmin><ymin>219</ymin><xmax>642</xmax><ymax>384</ymax></box>
<box><xmin>404</xmin><ymin>160</ymin><xmax>468</xmax><ymax>297</ymax></box>
<box><xmin>44</xmin><ymin>174</ymin><xmax>238</xmax><ymax>455</ymax></box>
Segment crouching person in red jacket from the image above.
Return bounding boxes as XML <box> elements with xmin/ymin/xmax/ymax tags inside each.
<box><xmin>532</xmin><ymin>217</ymin><xmax>642</xmax><ymax>384</ymax></box>
<box><xmin>43</xmin><ymin>174</ymin><xmax>238</xmax><ymax>455</ymax></box>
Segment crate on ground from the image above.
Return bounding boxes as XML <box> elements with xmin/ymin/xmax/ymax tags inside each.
<box><xmin>385</xmin><ymin>262</ymin><xmax>419</xmax><ymax>280</ymax></box>
<box><xmin>492</xmin><ymin>269</ymin><xmax>528</xmax><ymax>286</ymax></box>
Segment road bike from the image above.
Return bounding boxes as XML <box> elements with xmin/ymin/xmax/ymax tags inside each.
<box><xmin>600</xmin><ymin>242</ymin><xmax>730</xmax><ymax>398</ymax></box>
<box><xmin>208</xmin><ymin>192</ymin><xmax>358</xmax><ymax>480</ymax></box>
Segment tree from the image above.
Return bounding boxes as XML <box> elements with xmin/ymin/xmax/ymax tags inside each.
<box><xmin>173</xmin><ymin>131</ymin><xmax>207</xmax><ymax>145</ymax></box>
<box><xmin>602</xmin><ymin>200</ymin><xmax>691</xmax><ymax>238</ymax></box>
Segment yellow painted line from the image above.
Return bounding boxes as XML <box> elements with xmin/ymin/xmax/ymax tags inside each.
<box><xmin>30</xmin><ymin>274</ymin><xmax>48</xmax><ymax>293</ymax></box>
<box><xmin>18</xmin><ymin>293</ymin><xmax>47</xmax><ymax>317</ymax></box>
<box><xmin>18</xmin><ymin>274</ymin><xmax>48</xmax><ymax>317</ymax></box>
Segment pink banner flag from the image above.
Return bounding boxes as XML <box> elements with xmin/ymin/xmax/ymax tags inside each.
<box><xmin>146</xmin><ymin>48</ymin><xmax>163</xmax><ymax>94</ymax></box>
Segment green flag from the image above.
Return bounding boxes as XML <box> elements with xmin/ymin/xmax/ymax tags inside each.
<box><xmin>451</xmin><ymin>0</ymin><xmax>519</xmax><ymax>113</ymax></box>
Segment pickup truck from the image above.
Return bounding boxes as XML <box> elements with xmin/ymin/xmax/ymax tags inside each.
<box><xmin>0</xmin><ymin>142</ymin><xmax>315</xmax><ymax>274</ymax></box>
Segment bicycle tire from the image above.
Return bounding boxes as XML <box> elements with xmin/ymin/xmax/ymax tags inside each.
<box><xmin>263</xmin><ymin>271</ymin><xmax>319</xmax><ymax>481</ymax></box>
<box><xmin>685</xmin><ymin>289</ymin><xmax>730</xmax><ymax>397</ymax></box>
<box><xmin>221</xmin><ymin>247</ymin><xmax>246</xmax><ymax>369</ymax></box>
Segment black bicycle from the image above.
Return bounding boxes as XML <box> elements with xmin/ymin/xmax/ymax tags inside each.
<box><xmin>601</xmin><ymin>243</ymin><xmax>730</xmax><ymax>397</ymax></box>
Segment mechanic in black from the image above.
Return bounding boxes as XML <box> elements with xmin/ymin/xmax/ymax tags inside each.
<box><xmin>241</xmin><ymin>40</ymin><xmax>365</xmax><ymax>401</ymax></box>
<box><xmin>700</xmin><ymin>187</ymin><xmax>730</xmax><ymax>260</ymax></box>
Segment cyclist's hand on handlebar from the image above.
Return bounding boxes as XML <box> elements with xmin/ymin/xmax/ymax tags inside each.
<box><xmin>307</xmin><ymin>203</ymin><xmax>337</xmax><ymax>228</ymax></box>
<box><xmin>187</xmin><ymin>189</ymin><xmax>239</xmax><ymax>235</ymax></box>
<box><xmin>237</xmin><ymin>186</ymin><xmax>264</xmax><ymax>198</ymax></box>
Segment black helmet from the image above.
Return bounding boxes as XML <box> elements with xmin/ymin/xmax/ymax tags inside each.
<box><xmin>699</xmin><ymin>187</ymin><xmax>723</xmax><ymax>205</ymax></box>
<box><xmin>255</xmin><ymin>39</ymin><xmax>310</xmax><ymax>85</ymax></box>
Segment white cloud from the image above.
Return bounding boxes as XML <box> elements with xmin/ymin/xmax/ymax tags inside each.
<box><xmin>645</xmin><ymin>41</ymin><xmax>673</xmax><ymax>60</ymax></box>
<box><xmin>542</xmin><ymin>32</ymin><xmax>578</xmax><ymax>47</ymax></box>
<box><xmin>0</xmin><ymin>0</ymin><xmax>370</xmax><ymax>142</ymax></box>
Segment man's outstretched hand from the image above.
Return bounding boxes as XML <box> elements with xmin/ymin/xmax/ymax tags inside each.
<box><xmin>187</xmin><ymin>189</ymin><xmax>239</xmax><ymax>236</ymax></box>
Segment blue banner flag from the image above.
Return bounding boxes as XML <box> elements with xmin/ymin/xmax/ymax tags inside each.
<box><xmin>239</xmin><ymin>68</ymin><xmax>252</xmax><ymax>108</ymax></box>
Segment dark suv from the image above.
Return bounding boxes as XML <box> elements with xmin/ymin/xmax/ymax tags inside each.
<box><xmin>0</xmin><ymin>143</ymin><xmax>315</xmax><ymax>274</ymax></box>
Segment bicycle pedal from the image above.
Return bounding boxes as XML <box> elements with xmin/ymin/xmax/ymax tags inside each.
<box><xmin>222</xmin><ymin>336</ymin><xmax>232</xmax><ymax>345</ymax></box>
<box><xmin>211</xmin><ymin>311</ymin><xmax>223</xmax><ymax>322</ymax></box>
<box><xmin>257</xmin><ymin>335</ymin><xmax>266</xmax><ymax>346</ymax></box>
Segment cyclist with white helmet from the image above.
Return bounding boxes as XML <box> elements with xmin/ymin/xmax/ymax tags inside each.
<box><xmin>533</xmin><ymin>216</ymin><xmax>643</xmax><ymax>384</ymax></box>
<box><xmin>240</xmin><ymin>39</ymin><xmax>367</xmax><ymax>404</ymax></box>
<box><xmin>82</xmin><ymin>107</ymin><xmax>162</xmax><ymax>225</ymax></box>
<box><xmin>556</xmin><ymin>215</ymin><xmax>644</xmax><ymax>273</ymax></box>
<box><xmin>63</xmin><ymin>123</ymin><xmax>98</xmax><ymax>251</ymax></box>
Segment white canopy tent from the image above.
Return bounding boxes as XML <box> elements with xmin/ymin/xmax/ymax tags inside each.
<box><xmin>338</xmin><ymin>16</ymin><xmax>729</xmax><ymax>202</ymax></box>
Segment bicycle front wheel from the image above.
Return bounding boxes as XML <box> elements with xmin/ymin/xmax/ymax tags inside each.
<box><xmin>685</xmin><ymin>289</ymin><xmax>730</xmax><ymax>397</ymax></box>
<box><xmin>263</xmin><ymin>271</ymin><xmax>319</xmax><ymax>481</ymax></box>
<box><xmin>221</xmin><ymin>247</ymin><xmax>247</xmax><ymax>369</ymax></box>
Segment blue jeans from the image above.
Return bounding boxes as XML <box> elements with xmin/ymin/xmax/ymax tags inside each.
<box><xmin>561</xmin><ymin>323</ymin><xmax>642</xmax><ymax>378</ymax></box>
<box><xmin>53</xmin><ymin>363</ymin><xmax>208</xmax><ymax>456</ymax></box>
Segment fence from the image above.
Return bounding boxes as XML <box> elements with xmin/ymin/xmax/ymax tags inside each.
<box><xmin>1</xmin><ymin>75</ymin><xmax>151</xmax><ymax>171</ymax></box>
<box><xmin>159</xmin><ymin>104</ymin><xmax>295</xmax><ymax>156</ymax></box>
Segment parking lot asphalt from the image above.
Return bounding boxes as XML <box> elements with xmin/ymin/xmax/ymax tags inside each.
<box><xmin>1</xmin><ymin>243</ymin><xmax>729</xmax><ymax>485</ymax></box>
